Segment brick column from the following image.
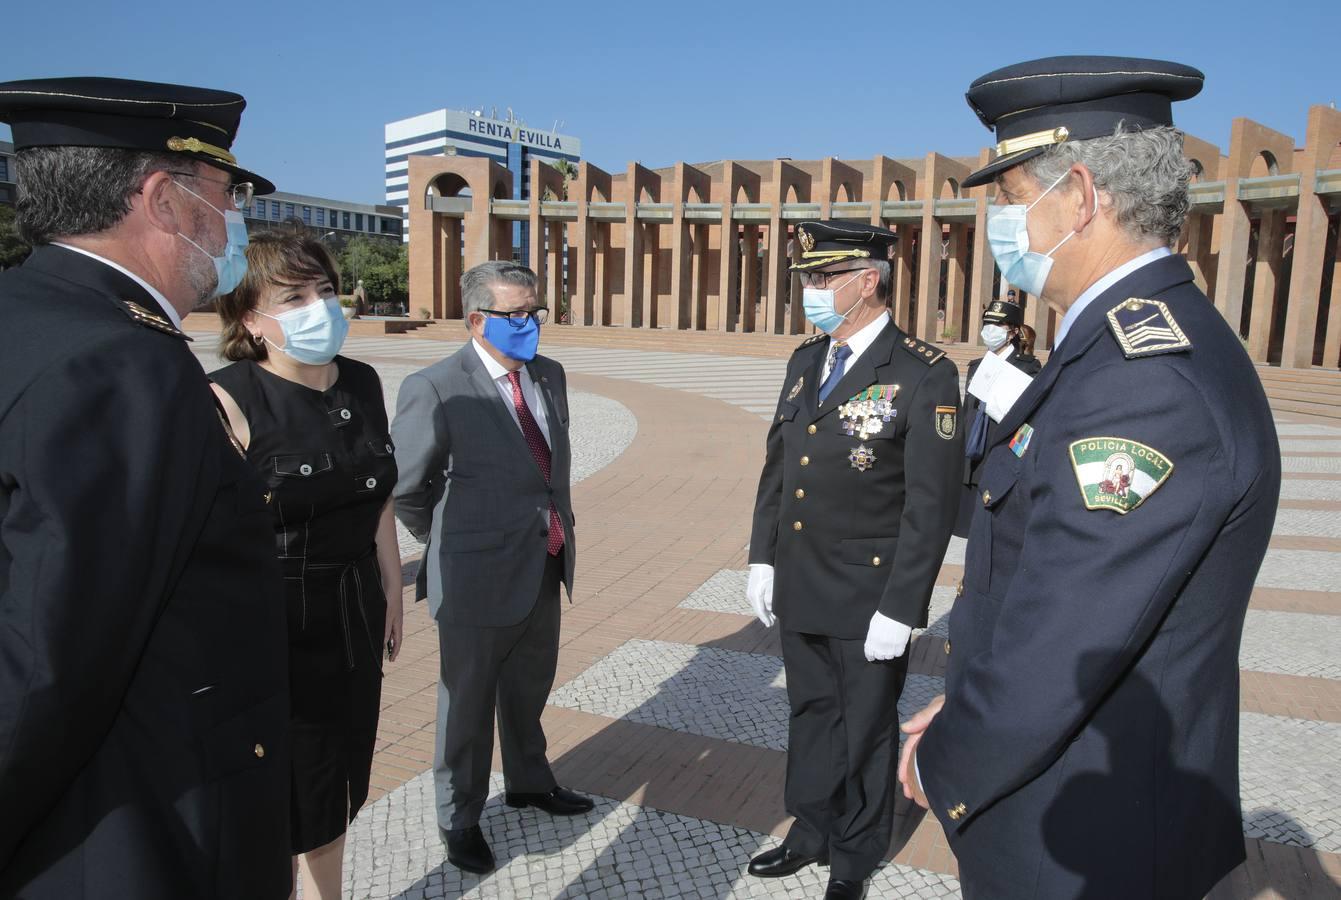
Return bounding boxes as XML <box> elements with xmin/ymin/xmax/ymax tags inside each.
<box><xmin>1282</xmin><ymin>106</ymin><xmax>1341</xmax><ymax>367</ymax></box>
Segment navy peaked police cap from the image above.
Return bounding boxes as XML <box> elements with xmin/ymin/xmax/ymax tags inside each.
<box><xmin>0</xmin><ymin>76</ymin><xmax>275</xmax><ymax>194</ymax></box>
<box><xmin>962</xmin><ymin>56</ymin><xmax>1204</xmax><ymax>188</ymax></box>
<box><xmin>790</xmin><ymin>221</ymin><xmax>899</xmax><ymax>272</ymax></box>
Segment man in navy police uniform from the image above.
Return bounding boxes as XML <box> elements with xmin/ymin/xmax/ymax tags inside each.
<box><xmin>747</xmin><ymin>221</ymin><xmax>963</xmax><ymax>900</ymax></box>
<box><xmin>0</xmin><ymin>79</ymin><xmax>291</xmax><ymax>898</ymax></box>
<box><xmin>898</xmin><ymin>57</ymin><xmax>1281</xmax><ymax>899</ymax></box>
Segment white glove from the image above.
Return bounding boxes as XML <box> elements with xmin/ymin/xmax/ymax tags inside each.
<box><xmin>746</xmin><ymin>564</ymin><xmax>775</xmax><ymax>628</ymax></box>
<box><xmin>864</xmin><ymin>611</ymin><xmax>912</xmax><ymax>661</ymax></box>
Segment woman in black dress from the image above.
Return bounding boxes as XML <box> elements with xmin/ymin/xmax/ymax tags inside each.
<box><xmin>210</xmin><ymin>232</ymin><xmax>402</xmax><ymax>900</ymax></box>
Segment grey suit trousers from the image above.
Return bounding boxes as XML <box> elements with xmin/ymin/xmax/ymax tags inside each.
<box><xmin>433</xmin><ymin>551</ymin><xmax>563</xmax><ymax>829</ymax></box>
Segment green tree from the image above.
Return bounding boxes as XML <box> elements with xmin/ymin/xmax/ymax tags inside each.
<box><xmin>549</xmin><ymin>159</ymin><xmax>578</xmax><ymax>200</ymax></box>
<box><xmin>337</xmin><ymin>236</ymin><xmax>400</xmax><ymax>295</ymax></box>
<box><xmin>0</xmin><ymin>204</ymin><xmax>32</xmax><ymax>270</ymax></box>
<box><xmin>360</xmin><ymin>244</ymin><xmax>409</xmax><ymax>307</ymax></box>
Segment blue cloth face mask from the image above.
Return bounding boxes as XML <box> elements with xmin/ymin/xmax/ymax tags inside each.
<box><xmin>483</xmin><ymin>314</ymin><xmax>540</xmax><ymax>362</ymax></box>
<box><xmin>801</xmin><ymin>272</ymin><xmax>864</xmax><ymax>334</ymax></box>
<box><xmin>986</xmin><ymin>170</ymin><xmax>1096</xmax><ymax>299</ymax></box>
<box><xmin>261</xmin><ymin>296</ymin><xmax>349</xmax><ymax>365</ymax></box>
<box><xmin>173</xmin><ymin>180</ymin><xmax>249</xmax><ymax>296</ymax></box>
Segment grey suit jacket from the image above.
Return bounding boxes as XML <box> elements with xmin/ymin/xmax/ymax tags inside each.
<box><xmin>391</xmin><ymin>342</ymin><xmax>575</xmax><ymax>626</ymax></box>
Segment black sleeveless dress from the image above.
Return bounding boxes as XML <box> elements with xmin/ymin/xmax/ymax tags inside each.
<box><xmin>210</xmin><ymin>356</ymin><xmax>397</xmax><ymax>853</ymax></box>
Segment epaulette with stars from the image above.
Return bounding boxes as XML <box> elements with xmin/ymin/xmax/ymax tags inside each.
<box><xmin>794</xmin><ymin>333</ymin><xmax>827</xmax><ymax>352</ymax></box>
<box><xmin>900</xmin><ymin>335</ymin><xmax>946</xmax><ymax>365</ymax></box>
<box><xmin>121</xmin><ymin>300</ymin><xmax>191</xmax><ymax>341</ymax></box>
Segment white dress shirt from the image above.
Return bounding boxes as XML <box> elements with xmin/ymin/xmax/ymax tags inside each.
<box><xmin>1052</xmin><ymin>246</ymin><xmax>1172</xmax><ymax>350</ymax></box>
<box><xmin>471</xmin><ymin>338</ymin><xmax>552</xmax><ymax>447</ymax></box>
<box><xmin>821</xmin><ymin>312</ymin><xmax>892</xmax><ymax>383</ymax></box>
<box><xmin>51</xmin><ymin>242</ymin><xmax>184</xmax><ymax>330</ymax></box>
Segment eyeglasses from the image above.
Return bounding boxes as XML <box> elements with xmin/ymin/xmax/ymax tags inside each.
<box><xmin>168</xmin><ymin>171</ymin><xmax>254</xmax><ymax>210</ymax></box>
<box><xmin>798</xmin><ymin>268</ymin><xmax>866</xmax><ymax>289</ymax></box>
<box><xmin>480</xmin><ymin>307</ymin><xmax>550</xmax><ymax>326</ymax></box>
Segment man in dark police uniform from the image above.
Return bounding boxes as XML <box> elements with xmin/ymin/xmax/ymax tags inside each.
<box><xmin>747</xmin><ymin>221</ymin><xmax>963</xmax><ymax>899</ymax></box>
<box><xmin>899</xmin><ymin>57</ymin><xmax>1281</xmax><ymax>899</ymax></box>
<box><xmin>0</xmin><ymin>78</ymin><xmax>291</xmax><ymax>899</ymax></box>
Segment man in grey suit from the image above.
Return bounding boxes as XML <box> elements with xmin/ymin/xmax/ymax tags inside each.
<box><xmin>392</xmin><ymin>261</ymin><xmax>593</xmax><ymax>875</ymax></box>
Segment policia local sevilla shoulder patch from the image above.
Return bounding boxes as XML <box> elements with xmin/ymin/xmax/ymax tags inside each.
<box><xmin>1069</xmin><ymin>436</ymin><xmax>1174</xmax><ymax>514</ymax></box>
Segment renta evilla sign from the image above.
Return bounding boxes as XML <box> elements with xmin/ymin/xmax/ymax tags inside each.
<box><xmin>445</xmin><ymin>110</ymin><xmax>580</xmax><ymax>155</ymax></box>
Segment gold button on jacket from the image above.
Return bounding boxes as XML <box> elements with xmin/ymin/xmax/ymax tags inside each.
<box><xmin>253</xmin><ymin>743</ymin><xmax>265</xmax><ymax>759</ymax></box>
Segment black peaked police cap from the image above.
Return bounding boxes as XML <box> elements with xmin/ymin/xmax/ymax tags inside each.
<box><xmin>0</xmin><ymin>76</ymin><xmax>275</xmax><ymax>195</ymax></box>
<box><xmin>961</xmin><ymin>56</ymin><xmax>1204</xmax><ymax>188</ymax></box>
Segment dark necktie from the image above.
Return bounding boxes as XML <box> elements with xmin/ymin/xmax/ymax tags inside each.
<box><xmin>965</xmin><ymin>406</ymin><xmax>990</xmax><ymax>463</ymax></box>
<box><xmin>506</xmin><ymin>370</ymin><xmax>564</xmax><ymax>557</ymax></box>
<box><xmin>817</xmin><ymin>342</ymin><xmax>852</xmax><ymax>404</ymax></box>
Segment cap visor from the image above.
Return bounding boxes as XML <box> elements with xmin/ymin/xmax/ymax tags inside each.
<box><xmin>205</xmin><ymin>160</ymin><xmax>276</xmax><ymax>196</ymax></box>
<box><xmin>962</xmin><ymin>147</ymin><xmax>1046</xmax><ymax>189</ymax></box>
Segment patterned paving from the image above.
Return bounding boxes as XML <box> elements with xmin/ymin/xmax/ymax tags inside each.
<box><xmin>1239</xmin><ymin>713</ymin><xmax>1341</xmax><ymax>852</ymax></box>
<box><xmin>1281</xmin><ymin>457</ymin><xmax>1341</xmax><ymax>474</ymax></box>
<box><xmin>1254</xmin><ymin>549</ymin><xmax>1341</xmax><ymax>591</ymax></box>
<box><xmin>548</xmin><ymin>639</ymin><xmax>945</xmax><ymax>753</ymax></box>
<box><xmin>1278</xmin><ymin>479</ymin><xmax>1341</xmax><ymax>501</ymax></box>
<box><xmin>342</xmin><ymin>773</ymin><xmax>961</xmax><ymax>899</ymax></box>
<box><xmin>1239</xmin><ymin>611</ymin><xmax>1341</xmax><ymax>680</ymax></box>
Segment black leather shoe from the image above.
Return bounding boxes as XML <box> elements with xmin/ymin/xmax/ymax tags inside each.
<box><xmin>504</xmin><ymin>786</ymin><xmax>595</xmax><ymax>816</ymax></box>
<box><xmin>439</xmin><ymin>825</ymin><xmax>495</xmax><ymax>874</ymax></box>
<box><xmin>747</xmin><ymin>845</ymin><xmax>827</xmax><ymax>878</ymax></box>
<box><xmin>824</xmin><ymin>878</ymin><xmax>867</xmax><ymax>899</ymax></box>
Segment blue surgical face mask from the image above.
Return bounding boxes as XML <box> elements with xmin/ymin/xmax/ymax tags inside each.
<box><xmin>801</xmin><ymin>271</ymin><xmax>864</xmax><ymax>334</ymax></box>
<box><xmin>262</xmin><ymin>296</ymin><xmax>349</xmax><ymax>365</ymax></box>
<box><xmin>483</xmin><ymin>314</ymin><xmax>540</xmax><ymax>362</ymax></box>
<box><xmin>986</xmin><ymin>170</ymin><xmax>1096</xmax><ymax>299</ymax></box>
<box><xmin>174</xmin><ymin>180</ymin><xmax>249</xmax><ymax>296</ymax></box>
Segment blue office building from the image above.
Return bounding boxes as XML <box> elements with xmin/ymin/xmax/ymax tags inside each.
<box><xmin>384</xmin><ymin>109</ymin><xmax>581</xmax><ymax>257</ymax></box>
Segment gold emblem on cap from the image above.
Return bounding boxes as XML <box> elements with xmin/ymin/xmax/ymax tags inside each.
<box><xmin>798</xmin><ymin>227</ymin><xmax>815</xmax><ymax>253</ymax></box>
<box><xmin>167</xmin><ymin>136</ymin><xmax>237</xmax><ymax>166</ymax></box>
<box><xmin>996</xmin><ymin>126</ymin><xmax>1070</xmax><ymax>158</ymax></box>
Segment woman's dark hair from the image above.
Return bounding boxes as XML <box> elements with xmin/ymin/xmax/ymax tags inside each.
<box><xmin>216</xmin><ymin>230</ymin><xmax>341</xmax><ymax>361</ymax></box>
<box><xmin>1017</xmin><ymin>323</ymin><xmax>1037</xmax><ymax>357</ymax></box>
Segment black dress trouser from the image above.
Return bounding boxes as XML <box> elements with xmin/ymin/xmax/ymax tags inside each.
<box><xmin>780</xmin><ymin>628</ymin><xmax>909</xmax><ymax>881</ymax></box>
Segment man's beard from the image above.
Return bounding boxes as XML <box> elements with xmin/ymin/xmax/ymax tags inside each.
<box><xmin>179</xmin><ymin>206</ymin><xmax>221</xmax><ymax>308</ymax></box>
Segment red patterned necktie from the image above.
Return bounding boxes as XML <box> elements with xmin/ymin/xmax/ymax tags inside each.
<box><xmin>506</xmin><ymin>370</ymin><xmax>564</xmax><ymax>556</ymax></box>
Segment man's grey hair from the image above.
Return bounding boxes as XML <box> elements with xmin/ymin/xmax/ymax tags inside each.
<box><xmin>14</xmin><ymin>146</ymin><xmax>191</xmax><ymax>245</ymax></box>
<box><xmin>861</xmin><ymin>259</ymin><xmax>893</xmax><ymax>303</ymax></box>
<box><xmin>461</xmin><ymin>260</ymin><xmax>538</xmax><ymax>323</ymax></box>
<box><xmin>1019</xmin><ymin>125</ymin><xmax>1195</xmax><ymax>247</ymax></box>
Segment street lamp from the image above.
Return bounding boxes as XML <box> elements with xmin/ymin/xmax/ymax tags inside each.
<box><xmin>319</xmin><ymin>231</ymin><xmax>336</xmax><ymax>241</ymax></box>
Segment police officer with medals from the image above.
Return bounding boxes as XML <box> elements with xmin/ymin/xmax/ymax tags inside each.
<box><xmin>897</xmin><ymin>58</ymin><xmax>1281</xmax><ymax>899</ymax></box>
<box><xmin>0</xmin><ymin>78</ymin><xmax>291</xmax><ymax>898</ymax></box>
<box><xmin>746</xmin><ymin>221</ymin><xmax>963</xmax><ymax>899</ymax></box>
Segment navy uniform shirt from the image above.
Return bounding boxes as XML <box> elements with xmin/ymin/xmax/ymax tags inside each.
<box><xmin>918</xmin><ymin>254</ymin><xmax>1280</xmax><ymax>900</ymax></box>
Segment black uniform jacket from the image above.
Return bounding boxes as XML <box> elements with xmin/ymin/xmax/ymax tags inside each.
<box><xmin>953</xmin><ymin>348</ymin><xmax>1042</xmax><ymax>538</ymax></box>
<box><xmin>0</xmin><ymin>245</ymin><xmax>291</xmax><ymax>899</ymax></box>
<box><xmin>750</xmin><ymin>317</ymin><xmax>964</xmax><ymax>638</ymax></box>
<box><xmin>919</xmin><ymin>255</ymin><xmax>1280</xmax><ymax>900</ymax></box>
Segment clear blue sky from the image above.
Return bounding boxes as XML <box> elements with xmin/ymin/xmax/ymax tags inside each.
<box><xmin>4</xmin><ymin>0</ymin><xmax>1338</xmax><ymax>205</ymax></box>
